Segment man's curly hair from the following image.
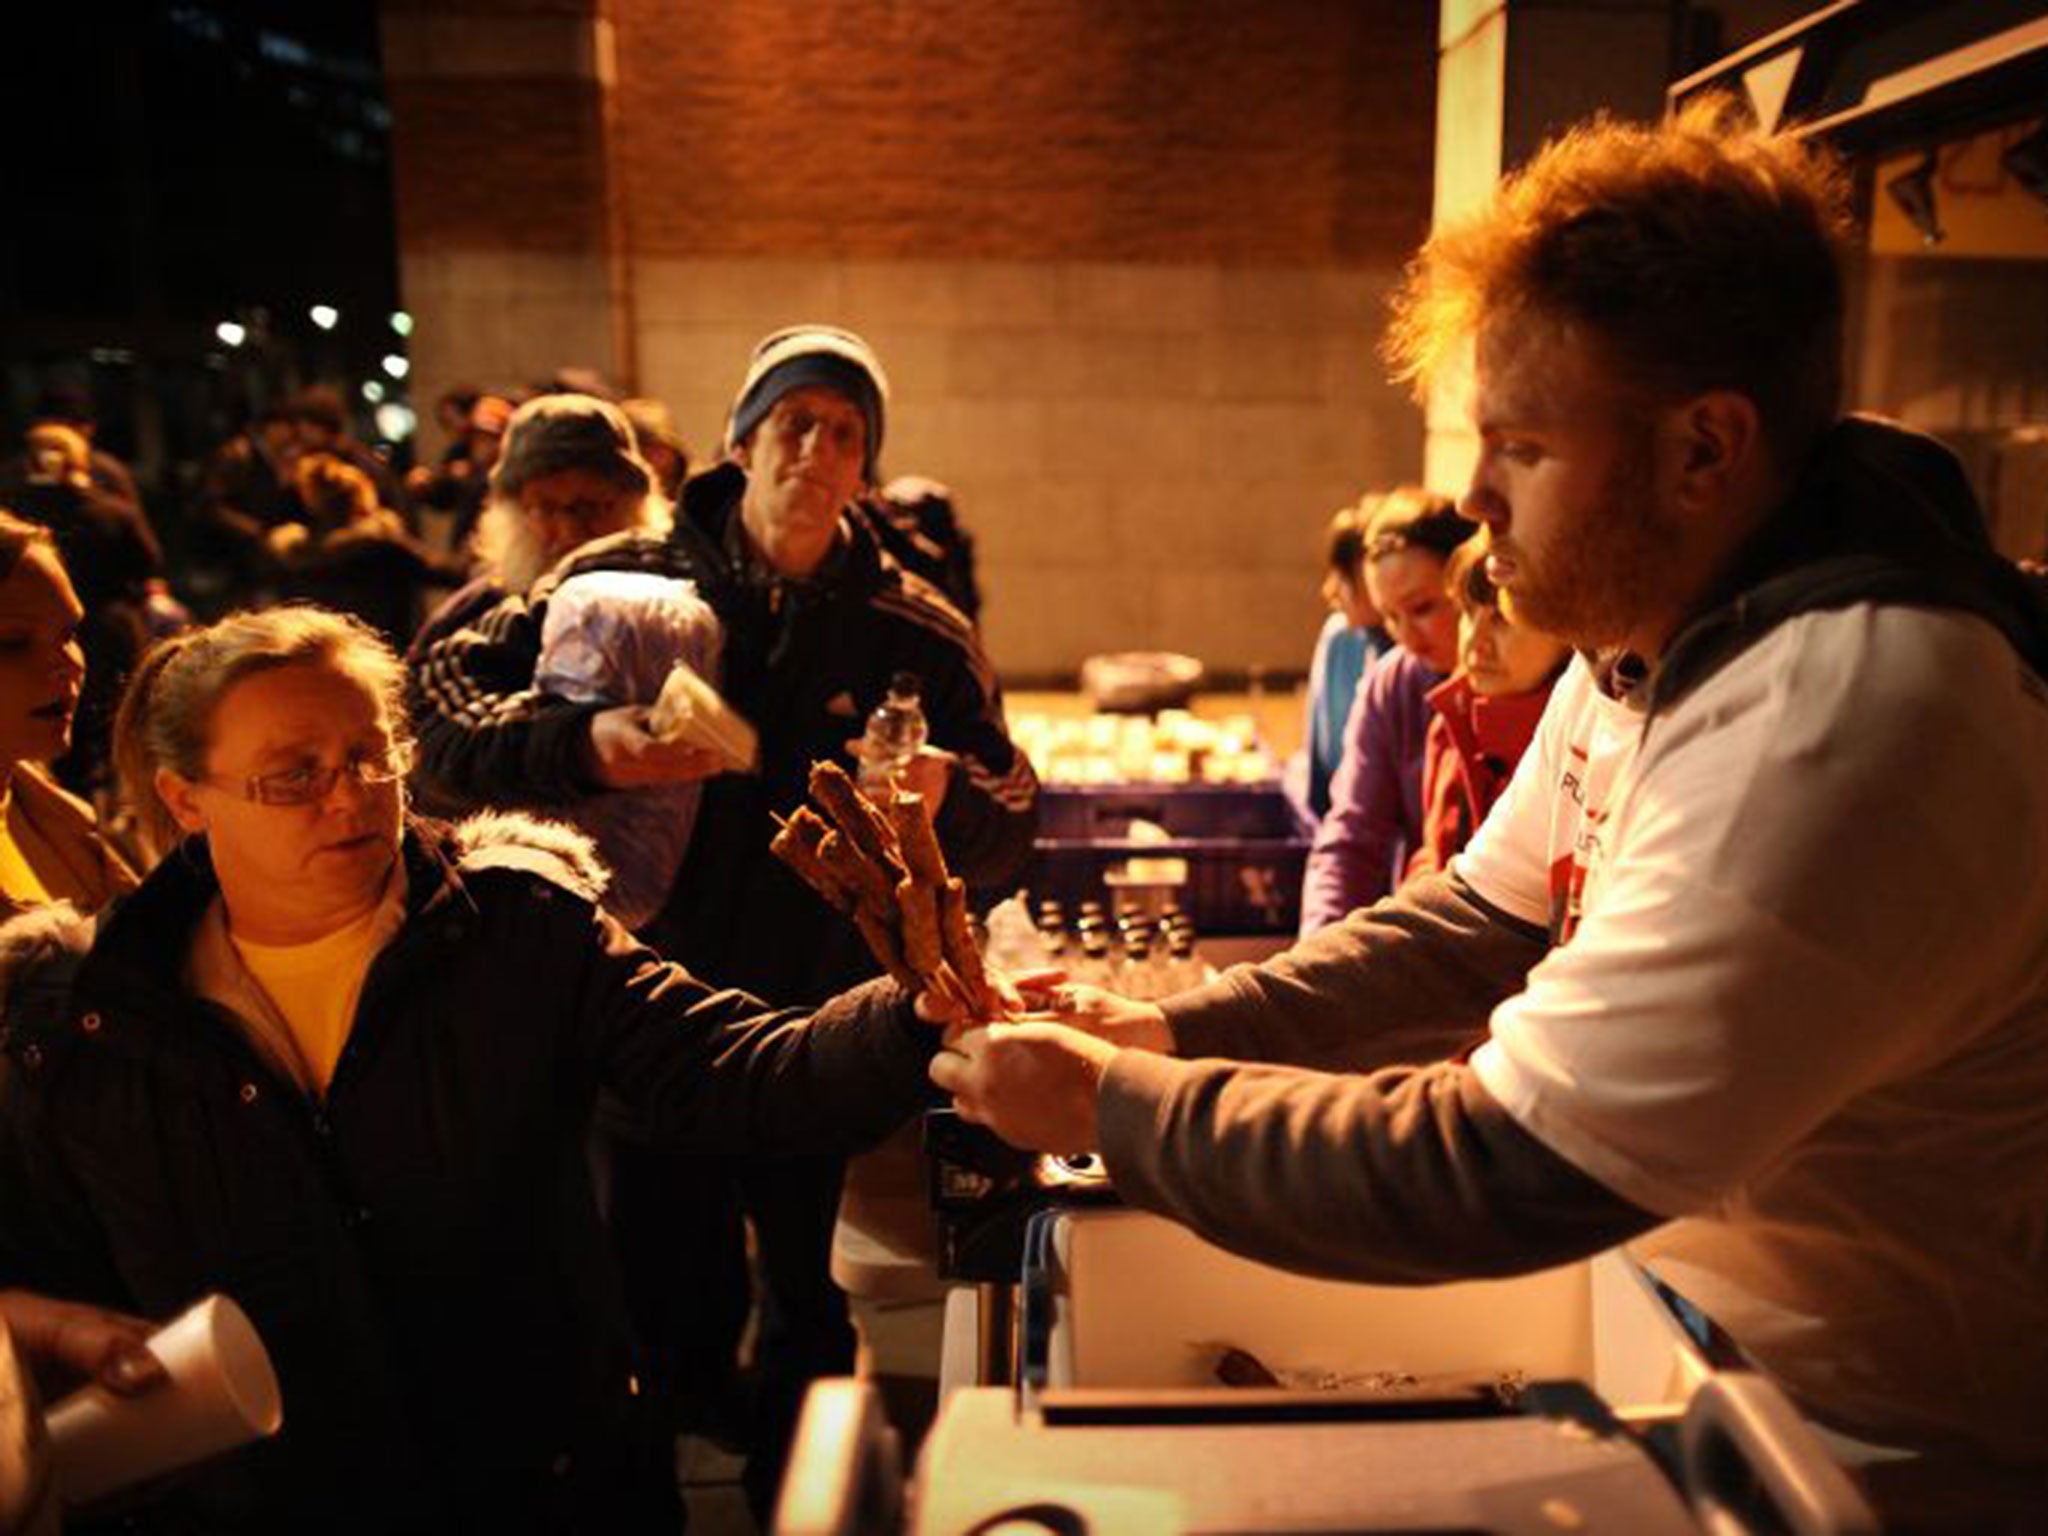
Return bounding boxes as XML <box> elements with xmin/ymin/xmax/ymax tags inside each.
<box><xmin>1387</xmin><ymin>97</ymin><xmax>1853</xmax><ymax>471</ymax></box>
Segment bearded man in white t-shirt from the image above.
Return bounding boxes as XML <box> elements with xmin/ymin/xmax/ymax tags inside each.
<box><xmin>930</xmin><ymin>99</ymin><xmax>2048</xmax><ymax>1494</ymax></box>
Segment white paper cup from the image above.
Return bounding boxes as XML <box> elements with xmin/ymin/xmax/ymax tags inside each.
<box><xmin>45</xmin><ymin>1294</ymin><xmax>282</xmax><ymax>1506</ymax></box>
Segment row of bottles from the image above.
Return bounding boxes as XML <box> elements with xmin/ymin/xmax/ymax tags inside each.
<box><xmin>1030</xmin><ymin>896</ymin><xmax>1205</xmax><ymax>1000</ymax></box>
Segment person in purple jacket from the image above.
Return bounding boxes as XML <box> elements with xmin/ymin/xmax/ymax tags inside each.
<box><xmin>1298</xmin><ymin>489</ymin><xmax>1473</xmax><ymax>934</ymax></box>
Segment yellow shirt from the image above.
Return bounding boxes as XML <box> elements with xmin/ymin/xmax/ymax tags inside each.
<box><xmin>0</xmin><ymin>788</ymin><xmax>53</xmax><ymax>908</ymax></box>
<box><xmin>231</xmin><ymin>902</ymin><xmax>389</xmax><ymax>1094</ymax></box>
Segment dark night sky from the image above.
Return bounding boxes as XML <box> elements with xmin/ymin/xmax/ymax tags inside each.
<box><xmin>6</xmin><ymin>2</ymin><xmax>401</xmax><ymax>477</ymax></box>
<box><xmin>12</xmin><ymin>3</ymin><xmax>395</xmax><ymax>324</ymax></box>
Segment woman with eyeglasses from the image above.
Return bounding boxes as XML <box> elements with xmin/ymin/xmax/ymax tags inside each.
<box><xmin>0</xmin><ymin>605</ymin><xmax>938</xmax><ymax>1534</ymax></box>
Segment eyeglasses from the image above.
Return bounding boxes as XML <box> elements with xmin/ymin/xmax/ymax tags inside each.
<box><xmin>207</xmin><ymin>740</ymin><xmax>414</xmax><ymax>808</ymax></box>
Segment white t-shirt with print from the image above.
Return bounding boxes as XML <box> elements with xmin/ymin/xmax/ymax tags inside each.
<box><xmin>1457</xmin><ymin>603</ymin><xmax>2048</xmax><ymax>1461</ymax></box>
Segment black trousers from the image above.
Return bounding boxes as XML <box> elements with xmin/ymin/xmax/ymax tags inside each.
<box><xmin>607</xmin><ymin>1142</ymin><xmax>856</xmax><ymax>1519</ymax></box>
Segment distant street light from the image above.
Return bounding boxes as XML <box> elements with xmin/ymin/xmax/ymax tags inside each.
<box><xmin>310</xmin><ymin>304</ymin><xmax>340</xmax><ymax>330</ymax></box>
<box><xmin>375</xmin><ymin>402</ymin><xmax>417</xmax><ymax>442</ymax></box>
<box><xmin>389</xmin><ymin>311</ymin><xmax>414</xmax><ymax>337</ymax></box>
<box><xmin>215</xmin><ymin>321</ymin><xmax>247</xmax><ymax>347</ymax></box>
<box><xmin>362</xmin><ymin>380</ymin><xmax>386</xmax><ymax>403</ymax></box>
<box><xmin>382</xmin><ymin>354</ymin><xmax>410</xmax><ymax>380</ymax></box>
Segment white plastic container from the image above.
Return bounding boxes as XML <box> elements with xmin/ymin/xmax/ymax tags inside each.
<box><xmin>1035</xmin><ymin>1208</ymin><xmax>1706</xmax><ymax>1413</ymax></box>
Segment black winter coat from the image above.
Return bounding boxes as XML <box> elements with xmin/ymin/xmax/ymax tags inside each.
<box><xmin>409</xmin><ymin>463</ymin><xmax>1039</xmax><ymax>1005</ymax></box>
<box><xmin>0</xmin><ymin>814</ymin><xmax>934</xmax><ymax>1533</ymax></box>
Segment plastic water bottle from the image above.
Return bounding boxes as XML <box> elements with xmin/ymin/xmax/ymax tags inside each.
<box><xmin>1115</xmin><ymin>934</ymin><xmax>1155</xmax><ymax>999</ymax></box>
<box><xmin>859</xmin><ymin>671</ymin><xmax>928</xmax><ymax>791</ymax></box>
<box><xmin>1162</xmin><ymin>926</ymin><xmax>1202</xmax><ymax>996</ymax></box>
<box><xmin>981</xmin><ymin>894</ymin><xmax>1045</xmax><ymax>975</ymax></box>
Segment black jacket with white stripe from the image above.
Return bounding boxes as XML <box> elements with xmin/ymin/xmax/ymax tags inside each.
<box><xmin>408</xmin><ymin>462</ymin><xmax>1038</xmax><ymax>1004</ymax></box>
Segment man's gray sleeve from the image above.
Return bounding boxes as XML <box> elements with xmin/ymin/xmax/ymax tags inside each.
<box><xmin>1099</xmin><ymin>1053</ymin><xmax>1656</xmax><ymax>1283</ymax></box>
<box><xmin>1163</xmin><ymin>871</ymin><xmax>1550</xmax><ymax>1072</ymax></box>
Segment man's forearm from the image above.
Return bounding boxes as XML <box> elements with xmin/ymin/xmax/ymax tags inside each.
<box><xmin>1163</xmin><ymin>872</ymin><xmax>1547</xmax><ymax>1073</ymax></box>
<box><xmin>1099</xmin><ymin>1051</ymin><xmax>1654</xmax><ymax>1284</ymax></box>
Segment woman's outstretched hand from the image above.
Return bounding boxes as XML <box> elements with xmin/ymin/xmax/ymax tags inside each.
<box><xmin>1025</xmin><ymin>981</ymin><xmax>1175</xmax><ymax>1054</ymax></box>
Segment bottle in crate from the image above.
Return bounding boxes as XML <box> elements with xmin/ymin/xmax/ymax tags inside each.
<box><xmin>1076</xmin><ymin>928</ymin><xmax>1112</xmax><ymax>987</ymax></box>
<box><xmin>1115</xmin><ymin>933</ymin><xmax>1155</xmax><ymax>999</ymax></box>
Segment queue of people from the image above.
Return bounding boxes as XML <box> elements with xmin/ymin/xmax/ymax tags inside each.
<box><xmin>0</xmin><ymin>98</ymin><xmax>2044</xmax><ymax>1535</ymax></box>
<box><xmin>0</xmin><ymin>323</ymin><xmax>1022</xmax><ymax>1532</ymax></box>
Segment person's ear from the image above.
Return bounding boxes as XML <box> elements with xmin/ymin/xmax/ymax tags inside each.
<box><xmin>729</xmin><ymin>433</ymin><xmax>753</xmax><ymax>472</ymax></box>
<box><xmin>1668</xmin><ymin>391</ymin><xmax>1762</xmax><ymax>516</ymax></box>
<box><xmin>154</xmin><ymin>768</ymin><xmax>211</xmax><ymax>837</ymax></box>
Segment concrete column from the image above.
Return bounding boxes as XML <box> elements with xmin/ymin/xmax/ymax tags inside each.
<box><xmin>1425</xmin><ymin>0</ymin><xmax>1679</xmax><ymax>491</ymax></box>
<box><xmin>377</xmin><ymin>2</ymin><xmax>631</xmax><ymax>450</ymax></box>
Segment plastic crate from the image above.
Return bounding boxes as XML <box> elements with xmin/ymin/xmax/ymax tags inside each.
<box><xmin>1036</xmin><ymin>782</ymin><xmax>1300</xmax><ymax>841</ymax></box>
<box><xmin>1026</xmin><ymin>835</ymin><xmax>1308</xmax><ymax>934</ymax></box>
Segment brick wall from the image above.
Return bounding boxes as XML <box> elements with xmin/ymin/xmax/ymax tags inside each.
<box><xmin>385</xmin><ymin>75</ymin><xmax>611</xmax><ymax>256</ymax></box>
<box><xmin>381</xmin><ymin>0</ymin><xmax>1440</xmax><ymax>676</ymax></box>
<box><xmin>607</xmin><ymin>0</ymin><xmax>1434</xmax><ymax>266</ymax></box>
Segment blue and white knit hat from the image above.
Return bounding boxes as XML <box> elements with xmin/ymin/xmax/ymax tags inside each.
<box><xmin>725</xmin><ymin>325</ymin><xmax>890</xmax><ymax>483</ymax></box>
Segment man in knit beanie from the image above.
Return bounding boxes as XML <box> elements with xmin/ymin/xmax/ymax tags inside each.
<box><xmin>725</xmin><ymin>326</ymin><xmax>888</xmax><ymax>479</ymax></box>
<box><xmin>408</xmin><ymin>326</ymin><xmax>1036</xmax><ymax>1514</ymax></box>
<box><xmin>719</xmin><ymin>325</ymin><xmax>890</xmax><ymax>581</ymax></box>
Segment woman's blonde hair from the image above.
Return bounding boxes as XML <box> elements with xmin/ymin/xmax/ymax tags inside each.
<box><xmin>113</xmin><ymin>606</ymin><xmax>409</xmax><ymax>858</ymax></box>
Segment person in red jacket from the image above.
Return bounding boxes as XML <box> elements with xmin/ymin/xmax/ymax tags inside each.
<box><xmin>1405</xmin><ymin>536</ymin><xmax>1568</xmax><ymax>884</ymax></box>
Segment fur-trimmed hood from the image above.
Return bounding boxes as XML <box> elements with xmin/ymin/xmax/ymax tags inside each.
<box><xmin>446</xmin><ymin>809</ymin><xmax>610</xmax><ymax>904</ymax></box>
<box><xmin>0</xmin><ymin>898</ymin><xmax>97</xmax><ymax>1026</ymax></box>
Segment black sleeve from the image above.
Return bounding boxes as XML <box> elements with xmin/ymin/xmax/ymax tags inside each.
<box><xmin>407</xmin><ymin>589</ymin><xmax>607</xmax><ymax>812</ymax></box>
<box><xmin>84</xmin><ymin>490</ymin><xmax>164</xmax><ymax>580</ymax></box>
<box><xmin>0</xmin><ymin>1063</ymin><xmax>132</xmax><ymax>1308</ymax></box>
<box><xmin>566</xmin><ymin>896</ymin><xmax>938</xmax><ymax>1156</ymax></box>
<box><xmin>910</xmin><ymin>616</ymin><xmax>1040</xmax><ymax>893</ymax></box>
<box><xmin>194</xmin><ymin>443</ymin><xmax>273</xmax><ymax>550</ymax></box>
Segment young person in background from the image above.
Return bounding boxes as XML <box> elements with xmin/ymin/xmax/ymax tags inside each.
<box><xmin>1285</xmin><ymin>500</ymin><xmax>1388</xmax><ymax>831</ymax></box>
<box><xmin>1298</xmin><ymin>489</ymin><xmax>1474</xmax><ymax>932</ymax></box>
<box><xmin>1404</xmin><ymin>535</ymin><xmax>1568</xmax><ymax>884</ymax></box>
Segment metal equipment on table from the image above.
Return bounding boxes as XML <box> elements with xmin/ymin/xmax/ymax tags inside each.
<box><xmin>790</xmin><ymin>1367</ymin><xmax>1875</xmax><ymax>1536</ymax></box>
<box><xmin>921</xmin><ymin>1110</ymin><xmax>1116</xmax><ymax>1390</ymax></box>
<box><xmin>782</xmin><ymin>1128</ymin><xmax>1879</xmax><ymax>1536</ymax></box>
